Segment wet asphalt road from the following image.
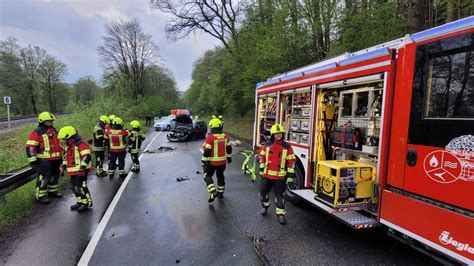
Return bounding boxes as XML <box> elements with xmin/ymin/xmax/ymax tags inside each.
<box><xmin>1</xmin><ymin>130</ymin><xmax>437</xmax><ymax>265</ymax></box>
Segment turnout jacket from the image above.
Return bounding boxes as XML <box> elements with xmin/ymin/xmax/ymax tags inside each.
<box><xmin>202</xmin><ymin>133</ymin><xmax>232</xmax><ymax>166</ymax></box>
<box><xmin>128</xmin><ymin>129</ymin><xmax>146</xmax><ymax>153</ymax></box>
<box><xmin>62</xmin><ymin>136</ymin><xmax>92</xmax><ymax>176</ymax></box>
<box><xmin>105</xmin><ymin>126</ymin><xmax>129</xmax><ymax>153</ymax></box>
<box><xmin>258</xmin><ymin>139</ymin><xmax>296</xmax><ymax>180</ymax></box>
<box><xmin>93</xmin><ymin>123</ymin><xmax>107</xmax><ymax>151</ymax></box>
<box><xmin>25</xmin><ymin>125</ymin><xmax>62</xmax><ymax>162</ymax></box>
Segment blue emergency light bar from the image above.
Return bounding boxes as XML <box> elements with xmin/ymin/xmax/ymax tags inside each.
<box><xmin>280</xmin><ymin>72</ymin><xmax>303</xmax><ymax>81</ymax></box>
<box><xmin>411</xmin><ymin>16</ymin><xmax>474</xmax><ymax>43</ymax></box>
<box><xmin>303</xmin><ymin>62</ymin><xmax>337</xmax><ymax>76</ymax></box>
<box><xmin>338</xmin><ymin>48</ymin><xmax>390</xmax><ymax>67</ymax></box>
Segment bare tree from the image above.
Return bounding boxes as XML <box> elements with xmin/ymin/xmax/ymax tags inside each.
<box><xmin>98</xmin><ymin>18</ymin><xmax>159</xmax><ymax>102</ymax></box>
<box><xmin>19</xmin><ymin>45</ymin><xmax>47</xmax><ymax>114</ymax></box>
<box><xmin>38</xmin><ymin>56</ymin><xmax>67</xmax><ymax>113</ymax></box>
<box><xmin>151</xmin><ymin>0</ymin><xmax>244</xmax><ymax>52</ymax></box>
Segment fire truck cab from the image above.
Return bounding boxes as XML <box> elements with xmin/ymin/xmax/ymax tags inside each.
<box><xmin>253</xmin><ymin>17</ymin><xmax>473</xmax><ymax>264</ymax></box>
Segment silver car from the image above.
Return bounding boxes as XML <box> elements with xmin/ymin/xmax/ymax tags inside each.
<box><xmin>154</xmin><ymin>116</ymin><xmax>176</xmax><ymax>131</ymax></box>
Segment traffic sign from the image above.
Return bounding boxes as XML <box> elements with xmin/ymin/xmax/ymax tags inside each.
<box><xmin>3</xmin><ymin>96</ymin><xmax>11</xmax><ymax>105</ymax></box>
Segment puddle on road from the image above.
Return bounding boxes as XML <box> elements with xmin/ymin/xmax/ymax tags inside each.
<box><xmin>105</xmin><ymin>224</ymin><xmax>130</xmax><ymax>240</ymax></box>
<box><xmin>144</xmin><ymin>146</ymin><xmax>177</xmax><ymax>153</ymax></box>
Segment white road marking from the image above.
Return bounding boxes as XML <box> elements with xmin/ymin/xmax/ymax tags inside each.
<box><xmin>78</xmin><ymin>131</ymin><xmax>162</xmax><ymax>266</ymax></box>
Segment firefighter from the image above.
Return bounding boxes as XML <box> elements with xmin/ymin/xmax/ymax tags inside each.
<box><xmin>93</xmin><ymin>115</ymin><xmax>109</xmax><ymax>177</ymax></box>
<box><xmin>105</xmin><ymin>114</ymin><xmax>115</xmax><ymax>132</ymax></box>
<box><xmin>201</xmin><ymin>118</ymin><xmax>232</xmax><ymax>202</ymax></box>
<box><xmin>258</xmin><ymin>123</ymin><xmax>296</xmax><ymax>225</ymax></box>
<box><xmin>128</xmin><ymin>120</ymin><xmax>146</xmax><ymax>173</ymax></box>
<box><xmin>106</xmin><ymin>117</ymin><xmax>129</xmax><ymax>178</ymax></box>
<box><xmin>58</xmin><ymin>126</ymin><xmax>93</xmax><ymax>212</ymax></box>
<box><xmin>25</xmin><ymin>112</ymin><xmax>63</xmax><ymax>204</ymax></box>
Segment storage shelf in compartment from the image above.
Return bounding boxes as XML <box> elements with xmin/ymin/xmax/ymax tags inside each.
<box><xmin>291</xmin><ymin>115</ymin><xmax>311</xmax><ymax>119</ymax></box>
<box><xmin>334</xmin><ymin>147</ymin><xmax>378</xmax><ymax>157</ymax></box>
<box><xmin>290</xmin><ymin>129</ymin><xmax>309</xmax><ymax>133</ymax></box>
<box><xmin>292</xmin><ymin>105</ymin><xmax>311</xmax><ymax>108</ymax></box>
<box><xmin>264</xmin><ymin>116</ymin><xmax>276</xmax><ymax>119</ymax></box>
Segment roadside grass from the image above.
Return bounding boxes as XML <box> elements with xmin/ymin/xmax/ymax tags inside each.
<box><xmin>222</xmin><ymin>115</ymin><xmax>254</xmax><ymax>142</ymax></box>
<box><xmin>0</xmin><ymin>98</ymin><xmax>151</xmax><ymax>233</ymax></box>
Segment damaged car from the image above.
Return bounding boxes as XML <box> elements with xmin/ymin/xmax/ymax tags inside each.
<box><xmin>167</xmin><ymin>115</ymin><xmax>207</xmax><ymax>142</ymax></box>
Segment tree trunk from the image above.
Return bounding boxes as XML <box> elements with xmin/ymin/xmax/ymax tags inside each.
<box><xmin>407</xmin><ymin>0</ymin><xmax>428</xmax><ymax>33</ymax></box>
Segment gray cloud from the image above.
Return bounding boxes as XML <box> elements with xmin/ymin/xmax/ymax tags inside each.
<box><xmin>0</xmin><ymin>0</ymin><xmax>220</xmax><ymax>91</ymax></box>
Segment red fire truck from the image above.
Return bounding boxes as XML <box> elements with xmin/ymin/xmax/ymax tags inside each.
<box><xmin>253</xmin><ymin>17</ymin><xmax>473</xmax><ymax>264</ymax></box>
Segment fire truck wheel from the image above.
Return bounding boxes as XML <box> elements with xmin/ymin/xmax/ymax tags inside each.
<box><xmin>285</xmin><ymin>164</ymin><xmax>304</xmax><ymax>204</ymax></box>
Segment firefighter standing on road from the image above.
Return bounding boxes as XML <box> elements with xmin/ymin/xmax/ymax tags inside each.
<box><xmin>258</xmin><ymin>123</ymin><xmax>296</xmax><ymax>225</ymax></box>
<box><xmin>106</xmin><ymin>117</ymin><xmax>129</xmax><ymax>178</ymax></box>
<box><xmin>128</xmin><ymin>120</ymin><xmax>145</xmax><ymax>173</ymax></box>
<box><xmin>93</xmin><ymin>115</ymin><xmax>109</xmax><ymax>177</ymax></box>
<box><xmin>58</xmin><ymin>126</ymin><xmax>93</xmax><ymax>212</ymax></box>
<box><xmin>201</xmin><ymin>118</ymin><xmax>232</xmax><ymax>202</ymax></box>
<box><xmin>25</xmin><ymin>112</ymin><xmax>63</xmax><ymax>204</ymax></box>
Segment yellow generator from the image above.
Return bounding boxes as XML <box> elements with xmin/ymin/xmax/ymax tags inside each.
<box><xmin>315</xmin><ymin>160</ymin><xmax>376</xmax><ymax>207</ymax></box>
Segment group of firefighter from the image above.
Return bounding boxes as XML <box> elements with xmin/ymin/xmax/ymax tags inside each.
<box><xmin>25</xmin><ymin>111</ymin><xmax>296</xmax><ymax>224</ymax></box>
<box><xmin>25</xmin><ymin>112</ymin><xmax>145</xmax><ymax>212</ymax></box>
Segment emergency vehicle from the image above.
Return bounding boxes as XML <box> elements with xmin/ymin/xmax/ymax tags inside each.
<box><xmin>253</xmin><ymin>17</ymin><xmax>473</xmax><ymax>264</ymax></box>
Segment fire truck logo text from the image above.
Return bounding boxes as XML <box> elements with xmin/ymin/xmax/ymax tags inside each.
<box><xmin>423</xmin><ymin>151</ymin><xmax>462</xmax><ymax>184</ymax></box>
<box><xmin>439</xmin><ymin>231</ymin><xmax>474</xmax><ymax>254</ymax></box>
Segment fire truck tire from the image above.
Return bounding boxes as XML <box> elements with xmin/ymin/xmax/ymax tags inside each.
<box><xmin>285</xmin><ymin>163</ymin><xmax>304</xmax><ymax>204</ymax></box>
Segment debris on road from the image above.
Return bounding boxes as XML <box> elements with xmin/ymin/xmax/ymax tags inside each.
<box><xmin>176</xmin><ymin>176</ymin><xmax>190</xmax><ymax>182</ymax></box>
<box><xmin>144</xmin><ymin>146</ymin><xmax>177</xmax><ymax>153</ymax></box>
<box><xmin>195</xmin><ymin>171</ymin><xmax>201</xmax><ymax>174</ymax></box>
<box><xmin>230</xmin><ymin>140</ymin><xmax>242</xmax><ymax>147</ymax></box>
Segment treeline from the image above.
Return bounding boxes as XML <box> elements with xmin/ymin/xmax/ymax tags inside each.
<box><xmin>0</xmin><ymin>18</ymin><xmax>181</xmax><ymax>118</ymax></box>
<box><xmin>174</xmin><ymin>0</ymin><xmax>473</xmax><ymax>117</ymax></box>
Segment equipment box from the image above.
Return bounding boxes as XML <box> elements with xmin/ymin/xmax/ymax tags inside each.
<box><xmin>300</xmin><ymin>119</ymin><xmax>310</xmax><ymax>131</ymax></box>
<box><xmin>290</xmin><ymin>119</ymin><xmax>301</xmax><ymax>130</ymax></box>
<box><xmin>302</xmin><ymin>107</ymin><xmax>311</xmax><ymax>116</ymax></box>
<box><xmin>289</xmin><ymin>132</ymin><xmax>299</xmax><ymax>142</ymax></box>
<box><xmin>299</xmin><ymin>133</ymin><xmax>309</xmax><ymax>145</ymax></box>
<box><xmin>331</xmin><ymin>127</ymin><xmax>362</xmax><ymax>150</ymax></box>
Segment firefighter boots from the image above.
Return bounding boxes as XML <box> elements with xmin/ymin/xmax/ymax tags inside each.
<box><xmin>36</xmin><ymin>197</ymin><xmax>51</xmax><ymax>204</ymax></box>
<box><xmin>77</xmin><ymin>204</ymin><xmax>89</xmax><ymax>212</ymax></box>
<box><xmin>217</xmin><ymin>192</ymin><xmax>224</xmax><ymax>199</ymax></box>
<box><xmin>277</xmin><ymin>215</ymin><xmax>287</xmax><ymax>225</ymax></box>
<box><xmin>260</xmin><ymin>207</ymin><xmax>268</xmax><ymax>216</ymax></box>
<box><xmin>70</xmin><ymin>204</ymin><xmax>80</xmax><ymax>211</ymax></box>
<box><xmin>208</xmin><ymin>190</ymin><xmax>218</xmax><ymax>202</ymax></box>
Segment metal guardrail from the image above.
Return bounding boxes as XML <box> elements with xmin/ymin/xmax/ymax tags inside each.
<box><xmin>0</xmin><ymin>115</ymin><xmax>37</xmax><ymax>123</ymax></box>
<box><xmin>0</xmin><ymin>165</ymin><xmax>36</xmax><ymax>198</ymax></box>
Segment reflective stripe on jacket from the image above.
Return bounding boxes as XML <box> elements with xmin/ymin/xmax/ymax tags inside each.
<box><xmin>25</xmin><ymin>126</ymin><xmax>62</xmax><ymax>161</ymax></box>
<box><xmin>128</xmin><ymin>130</ymin><xmax>145</xmax><ymax>153</ymax></box>
<box><xmin>93</xmin><ymin>124</ymin><xmax>106</xmax><ymax>151</ymax></box>
<box><xmin>202</xmin><ymin>133</ymin><xmax>231</xmax><ymax>166</ymax></box>
<box><xmin>63</xmin><ymin>139</ymin><xmax>92</xmax><ymax>175</ymax></box>
<box><xmin>258</xmin><ymin>140</ymin><xmax>296</xmax><ymax>180</ymax></box>
<box><xmin>106</xmin><ymin>129</ymin><xmax>129</xmax><ymax>152</ymax></box>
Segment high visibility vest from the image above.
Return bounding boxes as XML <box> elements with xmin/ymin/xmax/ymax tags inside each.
<box><xmin>63</xmin><ymin>140</ymin><xmax>91</xmax><ymax>175</ymax></box>
<box><xmin>26</xmin><ymin>126</ymin><xmax>62</xmax><ymax>162</ymax></box>
<box><xmin>202</xmin><ymin>133</ymin><xmax>231</xmax><ymax>166</ymax></box>
<box><xmin>258</xmin><ymin>140</ymin><xmax>296</xmax><ymax>180</ymax></box>
<box><xmin>106</xmin><ymin>129</ymin><xmax>128</xmax><ymax>152</ymax></box>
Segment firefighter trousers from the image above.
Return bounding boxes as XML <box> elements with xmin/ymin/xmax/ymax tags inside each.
<box><xmin>71</xmin><ymin>174</ymin><xmax>92</xmax><ymax>207</ymax></box>
<box><xmin>108</xmin><ymin>151</ymin><xmax>126</xmax><ymax>177</ymax></box>
<box><xmin>35</xmin><ymin>159</ymin><xmax>61</xmax><ymax>200</ymax></box>
<box><xmin>94</xmin><ymin>151</ymin><xmax>105</xmax><ymax>175</ymax></box>
<box><xmin>204</xmin><ymin>164</ymin><xmax>226</xmax><ymax>195</ymax></box>
<box><xmin>259</xmin><ymin>178</ymin><xmax>286</xmax><ymax>216</ymax></box>
<box><xmin>131</xmin><ymin>153</ymin><xmax>140</xmax><ymax>172</ymax></box>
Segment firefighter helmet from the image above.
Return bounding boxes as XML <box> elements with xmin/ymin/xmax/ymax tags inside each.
<box><xmin>108</xmin><ymin>115</ymin><xmax>116</xmax><ymax>123</ymax></box>
<box><xmin>113</xmin><ymin>117</ymin><xmax>123</xmax><ymax>126</ymax></box>
<box><xmin>270</xmin><ymin>124</ymin><xmax>285</xmax><ymax>135</ymax></box>
<box><xmin>38</xmin><ymin>112</ymin><xmax>55</xmax><ymax>123</ymax></box>
<box><xmin>130</xmin><ymin>120</ymin><xmax>141</xmax><ymax>128</ymax></box>
<box><xmin>58</xmin><ymin>126</ymin><xmax>77</xmax><ymax>140</ymax></box>
<box><xmin>99</xmin><ymin>115</ymin><xmax>110</xmax><ymax>124</ymax></box>
<box><xmin>209</xmin><ymin>118</ymin><xmax>222</xmax><ymax>129</ymax></box>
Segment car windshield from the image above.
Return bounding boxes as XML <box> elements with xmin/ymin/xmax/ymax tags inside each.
<box><xmin>161</xmin><ymin>117</ymin><xmax>172</xmax><ymax>122</ymax></box>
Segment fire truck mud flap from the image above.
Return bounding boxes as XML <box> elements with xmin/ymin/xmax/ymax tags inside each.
<box><xmin>291</xmin><ymin>189</ymin><xmax>379</xmax><ymax>229</ymax></box>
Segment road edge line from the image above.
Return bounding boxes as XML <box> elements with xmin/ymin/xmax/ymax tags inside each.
<box><xmin>78</xmin><ymin>131</ymin><xmax>161</xmax><ymax>265</ymax></box>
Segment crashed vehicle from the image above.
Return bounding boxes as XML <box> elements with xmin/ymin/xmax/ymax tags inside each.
<box><xmin>167</xmin><ymin>115</ymin><xmax>207</xmax><ymax>142</ymax></box>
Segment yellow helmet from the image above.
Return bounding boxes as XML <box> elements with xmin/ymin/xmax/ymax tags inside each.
<box><xmin>130</xmin><ymin>120</ymin><xmax>141</xmax><ymax>128</ymax></box>
<box><xmin>109</xmin><ymin>115</ymin><xmax>116</xmax><ymax>123</ymax></box>
<box><xmin>99</xmin><ymin>115</ymin><xmax>110</xmax><ymax>124</ymax></box>
<box><xmin>212</xmin><ymin>115</ymin><xmax>216</xmax><ymax>119</ymax></box>
<box><xmin>270</xmin><ymin>123</ymin><xmax>285</xmax><ymax>135</ymax></box>
<box><xmin>218</xmin><ymin>115</ymin><xmax>223</xmax><ymax>120</ymax></box>
<box><xmin>209</xmin><ymin>118</ymin><xmax>223</xmax><ymax>129</ymax></box>
<box><xmin>113</xmin><ymin>117</ymin><xmax>123</xmax><ymax>126</ymax></box>
<box><xmin>58</xmin><ymin>126</ymin><xmax>77</xmax><ymax>140</ymax></box>
<box><xmin>38</xmin><ymin>112</ymin><xmax>55</xmax><ymax>123</ymax></box>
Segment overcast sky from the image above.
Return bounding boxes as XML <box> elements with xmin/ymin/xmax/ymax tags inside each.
<box><xmin>0</xmin><ymin>0</ymin><xmax>221</xmax><ymax>91</ymax></box>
